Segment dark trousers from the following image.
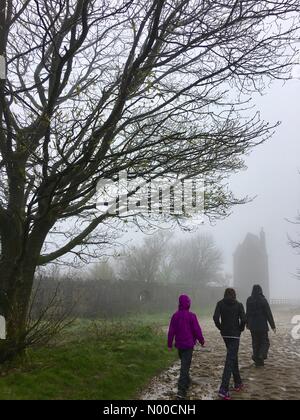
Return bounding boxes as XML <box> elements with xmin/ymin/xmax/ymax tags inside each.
<box><xmin>178</xmin><ymin>348</ymin><xmax>193</xmax><ymax>396</ymax></box>
<box><xmin>221</xmin><ymin>338</ymin><xmax>242</xmax><ymax>392</ymax></box>
<box><xmin>251</xmin><ymin>331</ymin><xmax>270</xmax><ymax>365</ymax></box>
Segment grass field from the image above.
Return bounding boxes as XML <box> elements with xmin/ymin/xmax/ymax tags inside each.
<box><xmin>124</xmin><ymin>306</ymin><xmax>214</xmax><ymax>325</ymax></box>
<box><xmin>0</xmin><ymin>319</ymin><xmax>177</xmax><ymax>400</ymax></box>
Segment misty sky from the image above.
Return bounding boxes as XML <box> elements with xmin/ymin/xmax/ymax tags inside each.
<box><xmin>122</xmin><ymin>78</ymin><xmax>300</xmax><ymax>300</ymax></box>
<box><xmin>192</xmin><ymin>78</ymin><xmax>300</xmax><ymax>300</ymax></box>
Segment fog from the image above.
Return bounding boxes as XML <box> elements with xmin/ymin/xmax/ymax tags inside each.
<box><xmin>122</xmin><ymin>78</ymin><xmax>300</xmax><ymax>300</ymax></box>
<box><xmin>203</xmin><ymin>79</ymin><xmax>300</xmax><ymax>299</ymax></box>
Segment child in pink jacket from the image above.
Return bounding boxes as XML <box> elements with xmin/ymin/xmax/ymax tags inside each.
<box><xmin>168</xmin><ymin>295</ymin><xmax>205</xmax><ymax>399</ymax></box>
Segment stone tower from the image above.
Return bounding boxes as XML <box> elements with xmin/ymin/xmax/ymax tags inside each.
<box><xmin>233</xmin><ymin>229</ymin><xmax>270</xmax><ymax>303</ymax></box>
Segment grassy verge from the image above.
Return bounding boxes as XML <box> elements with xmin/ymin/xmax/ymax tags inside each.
<box><xmin>0</xmin><ymin>321</ymin><xmax>177</xmax><ymax>400</ymax></box>
<box><xmin>121</xmin><ymin>306</ymin><xmax>214</xmax><ymax>326</ymax></box>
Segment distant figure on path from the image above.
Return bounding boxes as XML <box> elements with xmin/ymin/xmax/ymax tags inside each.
<box><xmin>246</xmin><ymin>285</ymin><xmax>276</xmax><ymax>368</ymax></box>
<box><xmin>213</xmin><ymin>288</ymin><xmax>246</xmax><ymax>400</ymax></box>
<box><xmin>168</xmin><ymin>294</ymin><xmax>205</xmax><ymax>400</ymax></box>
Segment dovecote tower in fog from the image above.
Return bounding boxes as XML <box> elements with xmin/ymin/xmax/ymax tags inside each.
<box><xmin>234</xmin><ymin>229</ymin><xmax>270</xmax><ymax>303</ymax></box>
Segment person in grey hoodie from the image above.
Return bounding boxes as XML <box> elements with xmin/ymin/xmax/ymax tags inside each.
<box><xmin>246</xmin><ymin>285</ymin><xmax>276</xmax><ymax>367</ymax></box>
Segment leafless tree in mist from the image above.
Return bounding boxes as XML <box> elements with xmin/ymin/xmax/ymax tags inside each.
<box><xmin>0</xmin><ymin>0</ymin><xmax>300</xmax><ymax>360</ymax></box>
<box><xmin>119</xmin><ymin>232</ymin><xmax>172</xmax><ymax>283</ymax></box>
<box><xmin>171</xmin><ymin>233</ymin><xmax>223</xmax><ymax>285</ymax></box>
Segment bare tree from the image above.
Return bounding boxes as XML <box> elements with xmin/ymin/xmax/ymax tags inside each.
<box><xmin>25</xmin><ymin>274</ymin><xmax>76</xmax><ymax>349</ymax></box>
<box><xmin>119</xmin><ymin>231</ymin><xmax>172</xmax><ymax>283</ymax></box>
<box><xmin>88</xmin><ymin>261</ymin><xmax>116</xmax><ymax>282</ymax></box>
<box><xmin>171</xmin><ymin>233</ymin><xmax>223</xmax><ymax>285</ymax></box>
<box><xmin>0</xmin><ymin>0</ymin><xmax>300</xmax><ymax>360</ymax></box>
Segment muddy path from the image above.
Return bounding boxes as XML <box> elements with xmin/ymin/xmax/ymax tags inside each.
<box><xmin>140</xmin><ymin>311</ymin><xmax>300</xmax><ymax>400</ymax></box>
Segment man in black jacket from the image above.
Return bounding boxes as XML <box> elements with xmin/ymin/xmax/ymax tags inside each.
<box><xmin>213</xmin><ymin>288</ymin><xmax>246</xmax><ymax>400</ymax></box>
<box><xmin>246</xmin><ymin>285</ymin><xmax>276</xmax><ymax>367</ymax></box>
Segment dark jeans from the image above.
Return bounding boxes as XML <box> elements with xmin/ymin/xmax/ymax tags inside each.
<box><xmin>251</xmin><ymin>331</ymin><xmax>270</xmax><ymax>365</ymax></box>
<box><xmin>178</xmin><ymin>348</ymin><xmax>193</xmax><ymax>396</ymax></box>
<box><xmin>221</xmin><ymin>338</ymin><xmax>242</xmax><ymax>392</ymax></box>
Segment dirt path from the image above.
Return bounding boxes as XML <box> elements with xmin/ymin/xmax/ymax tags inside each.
<box><xmin>140</xmin><ymin>310</ymin><xmax>300</xmax><ymax>400</ymax></box>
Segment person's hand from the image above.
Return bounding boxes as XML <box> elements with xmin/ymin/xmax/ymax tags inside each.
<box><xmin>273</xmin><ymin>328</ymin><xmax>277</xmax><ymax>334</ymax></box>
<box><xmin>168</xmin><ymin>347</ymin><xmax>172</xmax><ymax>352</ymax></box>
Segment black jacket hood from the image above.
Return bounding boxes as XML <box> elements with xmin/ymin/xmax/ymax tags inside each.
<box><xmin>251</xmin><ymin>285</ymin><xmax>264</xmax><ymax>299</ymax></box>
<box><xmin>223</xmin><ymin>297</ymin><xmax>237</xmax><ymax>306</ymax></box>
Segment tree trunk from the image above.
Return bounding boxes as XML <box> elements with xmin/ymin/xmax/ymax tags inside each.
<box><xmin>0</xmin><ymin>221</ymin><xmax>40</xmax><ymax>362</ymax></box>
<box><xmin>0</xmin><ymin>254</ymin><xmax>37</xmax><ymax>362</ymax></box>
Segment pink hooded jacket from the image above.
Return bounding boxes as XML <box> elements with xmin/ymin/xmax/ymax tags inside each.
<box><xmin>168</xmin><ymin>295</ymin><xmax>205</xmax><ymax>349</ymax></box>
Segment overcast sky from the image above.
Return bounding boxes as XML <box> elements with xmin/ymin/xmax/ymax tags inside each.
<box><xmin>196</xmin><ymin>78</ymin><xmax>300</xmax><ymax>299</ymax></box>
<box><xmin>122</xmin><ymin>77</ymin><xmax>300</xmax><ymax>300</ymax></box>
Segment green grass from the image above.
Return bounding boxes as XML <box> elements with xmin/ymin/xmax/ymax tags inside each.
<box><xmin>0</xmin><ymin>321</ymin><xmax>177</xmax><ymax>400</ymax></box>
<box><xmin>119</xmin><ymin>306</ymin><xmax>214</xmax><ymax>326</ymax></box>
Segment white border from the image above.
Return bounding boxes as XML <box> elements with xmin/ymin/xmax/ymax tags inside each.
<box><xmin>0</xmin><ymin>316</ymin><xmax>6</xmax><ymax>340</ymax></box>
<box><xmin>0</xmin><ymin>55</ymin><xmax>5</xmax><ymax>79</ymax></box>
